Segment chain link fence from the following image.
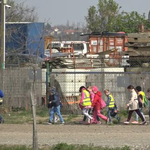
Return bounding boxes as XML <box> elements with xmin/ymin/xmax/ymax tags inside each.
<box><xmin>0</xmin><ymin>68</ymin><xmax>42</xmax><ymax>109</ymax></box>
<box><xmin>50</xmin><ymin>68</ymin><xmax>150</xmax><ymax>111</ymax></box>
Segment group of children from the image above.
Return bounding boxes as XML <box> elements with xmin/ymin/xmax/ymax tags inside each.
<box><xmin>79</xmin><ymin>85</ymin><xmax>150</xmax><ymax>125</ymax></box>
<box><xmin>79</xmin><ymin>86</ymin><xmax>120</xmax><ymax>124</ymax></box>
<box><xmin>47</xmin><ymin>85</ymin><xmax>150</xmax><ymax>125</ymax></box>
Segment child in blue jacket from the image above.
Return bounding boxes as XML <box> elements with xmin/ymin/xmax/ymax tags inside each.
<box><xmin>0</xmin><ymin>89</ymin><xmax>4</xmax><ymax>124</ymax></box>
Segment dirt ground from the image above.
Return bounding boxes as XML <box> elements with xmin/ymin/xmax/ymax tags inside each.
<box><xmin>0</xmin><ymin>124</ymin><xmax>150</xmax><ymax>149</ymax></box>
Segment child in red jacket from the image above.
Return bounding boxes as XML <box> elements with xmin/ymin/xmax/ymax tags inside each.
<box><xmin>91</xmin><ymin>86</ymin><xmax>108</xmax><ymax>124</ymax></box>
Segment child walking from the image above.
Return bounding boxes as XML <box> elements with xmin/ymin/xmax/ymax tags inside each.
<box><xmin>133</xmin><ymin>86</ymin><xmax>147</xmax><ymax>124</ymax></box>
<box><xmin>82</xmin><ymin>86</ymin><xmax>94</xmax><ymax>123</ymax></box>
<box><xmin>104</xmin><ymin>89</ymin><xmax>120</xmax><ymax>124</ymax></box>
<box><xmin>79</xmin><ymin>86</ymin><xmax>93</xmax><ymax>124</ymax></box>
<box><xmin>48</xmin><ymin>87</ymin><xmax>64</xmax><ymax>125</ymax></box>
<box><xmin>91</xmin><ymin>86</ymin><xmax>108</xmax><ymax>124</ymax></box>
<box><xmin>147</xmin><ymin>88</ymin><xmax>150</xmax><ymax>124</ymax></box>
<box><xmin>124</xmin><ymin>85</ymin><xmax>146</xmax><ymax>125</ymax></box>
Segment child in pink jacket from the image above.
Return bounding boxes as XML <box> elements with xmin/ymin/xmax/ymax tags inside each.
<box><xmin>91</xmin><ymin>86</ymin><xmax>108</xmax><ymax>124</ymax></box>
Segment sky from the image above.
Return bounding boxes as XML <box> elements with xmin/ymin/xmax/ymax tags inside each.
<box><xmin>17</xmin><ymin>0</ymin><xmax>150</xmax><ymax>26</ymax></box>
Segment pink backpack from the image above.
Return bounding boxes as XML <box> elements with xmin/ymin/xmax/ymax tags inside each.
<box><xmin>100</xmin><ymin>98</ymin><xmax>106</xmax><ymax>109</ymax></box>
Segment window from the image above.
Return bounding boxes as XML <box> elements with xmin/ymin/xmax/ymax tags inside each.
<box><xmin>73</xmin><ymin>43</ymin><xmax>84</xmax><ymax>51</ymax></box>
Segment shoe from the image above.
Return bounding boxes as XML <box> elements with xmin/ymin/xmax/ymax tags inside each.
<box><xmin>54</xmin><ymin>116</ymin><xmax>59</xmax><ymax>123</ymax></box>
<box><xmin>124</xmin><ymin>121</ymin><xmax>129</xmax><ymax>124</ymax></box>
<box><xmin>47</xmin><ymin>121</ymin><xmax>52</xmax><ymax>125</ymax></box>
<box><xmin>79</xmin><ymin>120</ymin><xmax>84</xmax><ymax>124</ymax></box>
<box><xmin>117</xmin><ymin>117</ymin><xmax>121</xmax><ymax>123</ymax></box>
<box><xmin>140</xmin><ymin>121</ymin><xmax>147</xmax><ymax>125</ymax></box>
<box><xmin>106</xmin><ymin>118</ymin><xmax>109</xmax><ymax>124</ymax></box>
<box><xmin>61</xmin><ymin>122</ymin><xmax>65</xmax><ymax>125</ymax></box>
<box><xmin>108</xmin><ymin>122</ymin><xmax>113</xmax><ymax>125</ymax></box>
<box><xmin>97</xmin><ymin>121</ymin><xmax>101</xmax><ymax>124</ymax></box>
<box><xmin>131</xmin><ymin>121</ymin><xmax>139</xmax><ymax>124</ymax></box>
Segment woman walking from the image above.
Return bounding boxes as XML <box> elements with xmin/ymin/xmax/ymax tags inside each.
<box><xmin>124</xmin><ymin>85</ymin><xmax>146</xmax><ymax>125</ymax></box>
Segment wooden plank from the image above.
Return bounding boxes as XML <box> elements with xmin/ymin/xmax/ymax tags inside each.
<box><xmin>128</xmin><ymin>33</ymin><xmax>150</xmax><ymax>38</ymax></box>
<box><xmin>125</xmin><ymin>43</ymin><xmax>150</xmax><ymax>47</ymax></box>
<box><xmin>128</xmin><ymin>47</ymin><xmax>150</xmax><ymax>51</ymax></box>
<box><xmin>128</xmin><ymin>38</ymin><xmax>150</xmax><ymax>43</ymax></box>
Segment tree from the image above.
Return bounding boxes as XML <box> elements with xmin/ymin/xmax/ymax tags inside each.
<box><xmin>85</xmin><ymin>0</ymin><xmax>150</xmax><ymax>33</ymax></box>
<box><xmin>6</xmin><ymin>0</ymin><xmax>38</xmax><ymax>22</ymax></box>
<box><xmin>85</xmin><ymin>0</ymin><xmax>121</xmax><ymax>32</ymax></box>
<box><xmin>85</xmin><ymin>6</ymin><xmax>100</xmax><ymax>32</ymax></box>
<box><xmin>115</xmin><ymin>11</ymin><xmax>150</xmax><ymax>33</ymax></box>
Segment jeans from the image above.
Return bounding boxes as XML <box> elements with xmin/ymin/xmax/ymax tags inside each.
<box><xmin>0</xmin><ymin>114</ymin><xmax>3</xmax><ymax>123</ymax></box>
<box><xmin>107</xmin><ymin>108</ymin><xmax>119</xmax><ymax>123</ymax></box>
<box><xmin>49</xmin><ymin>105</ymin><xmax>64</xmax><ymax>123</ymax></box>
<box><xmin>135</xmin><ymin>108</ymin><xmax>145</xmax><ymax>122</ymax></box>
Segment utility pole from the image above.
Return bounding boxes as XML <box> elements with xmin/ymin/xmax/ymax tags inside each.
<box><xmin>0</xmin><ymin>0</ymin><xmax>6</xmax><ymax>69</ymax></box>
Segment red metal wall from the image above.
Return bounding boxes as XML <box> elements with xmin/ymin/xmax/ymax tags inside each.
<box><xmin>89</xmin><ymin>34</ymin><xmax>128</xmax><ymax>55</ymax></box>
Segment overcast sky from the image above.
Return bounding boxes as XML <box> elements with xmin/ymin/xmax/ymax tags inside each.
<box><xmin>17</xmin><ymin>0</ymin><xmax>150</xmax><ymax>26</ymax></box>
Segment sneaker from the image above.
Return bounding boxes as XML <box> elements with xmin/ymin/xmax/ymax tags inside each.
<box><xmin>108</xmin><ymin>122</ymin><xmax>113</xmax><ymax>125</ymax></box>
<box><xmin>131</xmin><ymin>121</ymin><xmax>139</xmax><ymax>124</ymax></box>
<box><xmin>140</xmin><ymin>121</ymin><xmax>147</xmax><ymax>125</ymax></box>
<box><xmin>124</xmin><ymin>121</ymin><xmax>129</xmax><ymax>124</ymax></box>
<box><xmin>61</xmin><ymin>122</ymin><xmax>65</xmax><ymax>125</ymax></box>
<box><xmin>54</xmin><ymin>116</ymin><xmax>59</xmax><ymax>123</ymax></box>
<box><xmin>106</xmin><ymin>118</ymin><xmax>109</xmax><ymax>124</ymax></box>
<box><xmin>47</xmin><ymin>121</ymin><xmax>52</xmax><ymax>125</ymax></box>
<box><xmin>0</xmin><ymin>119</ymin><xmax>4</xmax><ymax>124</ymax></box>
<box><xmin>117</xmin><ymin>117</ymin><xmax>121</xmax><ymax>123</ymax></box>
<box><xmin>97</xmin><ymin>121</ymin><xmax>101</xmax><ymax>124</ymax></box>
<box><xmin>79</xmin><ymin>120</ymin><xmax>85</xmax><ymax>124</ymax></box>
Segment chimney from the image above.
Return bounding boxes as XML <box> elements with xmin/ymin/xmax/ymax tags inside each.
<box><xmin>138</xmin><ymin>24</ymin><xmax>144</xmax><ymax>33</ymax></box>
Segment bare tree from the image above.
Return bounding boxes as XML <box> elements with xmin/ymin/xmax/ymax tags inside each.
<box><xmin>6</xmin><ymin>0</ymin><xmax>38</xmax><ymax>22</ymax></box>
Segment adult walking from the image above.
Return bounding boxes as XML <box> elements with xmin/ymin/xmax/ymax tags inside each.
<box><xmin>124</xmin><ymin>85</ymin><xmax>146</xmax><ymax>125</ymax></box>
<box><xmin>91</xmin><ymin>86</ymin><xmax>108</xmax><ymax>124</ymax></box>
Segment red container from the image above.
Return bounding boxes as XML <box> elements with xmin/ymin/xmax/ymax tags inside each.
<box><xmin>88</xmin><ymin>32</ymin><xmax>128</xmax><ymax>56</ymax></box>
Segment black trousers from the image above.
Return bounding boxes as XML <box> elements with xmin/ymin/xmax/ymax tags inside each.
<box><xmin>127</xmin><ymin>109</ymin><xmax>145</xmax><ymax>122</ymax></box>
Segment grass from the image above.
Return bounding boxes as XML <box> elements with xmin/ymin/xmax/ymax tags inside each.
<box><xmin>1</xmin><ymin>107</ymin><xmax>80</xmax><ymax>124</ymax></box>
<box><xmin>1</xmin><ymin>106</ymin><xmax>138</xmax><ymax>124</ymax></box>
<box><xmin>0</xmin><ymin>144</ymin><xmax>131</xmax><ymax>150</ymax></box>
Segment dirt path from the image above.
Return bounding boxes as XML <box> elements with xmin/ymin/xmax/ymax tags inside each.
<box><xmin>0</xmin><ymin>124</ymin><xmax>150</xmax><ymax>149</ymax></box>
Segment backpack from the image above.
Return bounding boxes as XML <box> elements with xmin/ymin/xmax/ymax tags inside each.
<box><xmin>0</xmin><ymin>115</ymin><xmax>4</xmax><ymax>124</ymax></box>
<box><xmin>100</xmin><ymin>98</ymin><xmax>106</xmax><ymax>109</ymax></box>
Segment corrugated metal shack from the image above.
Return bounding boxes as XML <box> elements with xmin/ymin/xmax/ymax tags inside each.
<box><xmin>6</xmin><ymin>22</ymin><xmax>45</xmax><ymax>58</ymax></box>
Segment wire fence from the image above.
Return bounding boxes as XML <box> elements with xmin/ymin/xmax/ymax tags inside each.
<box><xmin>50</xmin><ymin>68</ymin><xmax>150</xmax><ymax>110</ymax></box>
<box><xmin>0</xmin><ymin>68</ymin><xmax>42</xmax><ymax>109</ymax></box>
<box><xmin>48</xmin><ymin>56</ymin><xmax>150</xmax><ymax>69</ymax></box>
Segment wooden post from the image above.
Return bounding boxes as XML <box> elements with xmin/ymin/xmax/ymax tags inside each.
<box><xmin>30</xmin><ymin>68</ymin><xmax>38</xmax><ymax>150</ymax></box>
